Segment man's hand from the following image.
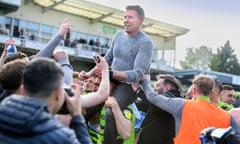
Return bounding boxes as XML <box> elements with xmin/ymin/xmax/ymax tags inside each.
<box><xmin>95</xmin><ymin>56</ymin><xmax>108</xmax><ymax>73</ymax></box>
<box><xmin>4</xmin><ymin>38</ymin><xmax>15</xmax><ymax>51</ymax></box>
<box><xmin>105</xmin><ymin>97</ymin><xmax>119</xmax><ymax>110</ymax></box>
<box><xmin>53</xmin><ymin>50</ymin><xmax>67</xmax><ymax>61</ymax></box>
<box><xmin>58</xmin><ymin>18</ymin><xmax>70</xmax><ymax>37</ymax></box>
<box><xmin>65</xmin><ymin>83</ymin><xmax>82</xmax><ymax>117</ymax></box>
<box><xmin>143</xmin><ymin>74</ymin><xmax>151</xmax><ymax>81</ymax></box>
<box><xmin>78</xmin><ymin>71</ymin><xmax>90</xmax><ymax>80</ymax></box>
<box><xmin>131</xmin><ymin>82</ymin><xmax>140</xmax><ymax>92</ymax></box>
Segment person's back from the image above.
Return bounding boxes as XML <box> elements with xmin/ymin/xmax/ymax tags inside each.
<box><xmin>0</xmin><ymin>95</ymin><xmax>80</xmax><ymax>144</ymax></box>
<box><xmin>175</xmin><ymin>98</ymin><xmax>230</xmax><ymax>144</ymax></box>
<box><xmin>174</xmin><ymin>75</ymin><xmax>232</xmax><ymax>144</ymax></box>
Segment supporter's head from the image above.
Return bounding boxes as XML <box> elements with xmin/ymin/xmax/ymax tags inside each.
<box><xmin>0</xmin><ymin>59</ymin><xmax>27</xmax><ymax>93</ymax></box>
<box><xmin>192</xmin><ymin>75</ymin><xmax>214</xmax><ymax>99</ymax></box>
<box><xmin>154</xmin><ymin>74</ymin><xmax>181</xmax><ymax>94</ymax></box>
<box><xmin>84</xmin><ymin>75</ymin><xmax>98</xmax><ymax>92</ymax></box>
<box><xmin>220</xmin><ymin>85</ymin><xmax>235</xmax><ymax>105</ymax></box>
<box><xmin>124</xmin><ymin>5</ymin><xmax>144</xmax><ymax>36</ymax></box>
<box><xmin>4</xmin><ymin>52</ymin><xmax>29</xmax><ymax>64</ymax></box>
<box><xmin>73</xmin><ymin>71</ymin><xmax>85</xmax><ymax>94</ymax></box>
<box><xmin>210</xmin><ymin>79</ymin><xmax>223</xmax><ymax>103</ymax></box>
<box><xmin>126</xmin><ymin>5</ymin><xmax>145</xmax><ymax>18</ymax></box>
<box><xmin>23</xmin><ymin>58</ymin><xmax>64</xmax><ymax>114</ymax></box>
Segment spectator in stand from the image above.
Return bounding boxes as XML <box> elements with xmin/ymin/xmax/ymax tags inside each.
<box><xmin>95</xmin><ymin>38</ymin><xmax>100</xmax><ymax>47</ymax></box>
<box><xmin>136</xmin><ymin>74</ymin><xmax>239</xmax><ymax>144</ymax></box>
<box><xmin>29</xmin><ymin>32</ymin><xmax>35</xmax><ymax>41</ymax></box>
<box><xmin>0</xmin><ymin>25</ymin><xmax>6</xmax><ymax>35</ymax></box>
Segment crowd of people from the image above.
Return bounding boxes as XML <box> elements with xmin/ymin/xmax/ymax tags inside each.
<box><xmin>0</xmin><ymin>5</ymin><xmax>240</xmax><ymax>144</ymax></box>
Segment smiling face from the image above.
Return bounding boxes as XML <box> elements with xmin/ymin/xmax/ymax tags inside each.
<box><xmin>220</xmin><ymin>89</ymin><xmax>235</xmax><ymax>105</ymax></box>
<box><xmin>123</xmin><ymin>10</ymin><xmax>144</xmax><ymax>36</ymax></box>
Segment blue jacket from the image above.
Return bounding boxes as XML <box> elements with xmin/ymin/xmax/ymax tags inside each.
<box><xmin>0</xmin><ymin>95</ymin><xmax>91</xmax><ymax>144</ymax></box>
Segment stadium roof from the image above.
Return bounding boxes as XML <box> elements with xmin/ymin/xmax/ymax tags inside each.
<box><xmin>172</xmin><ymin>70</ymin><xmax>240</xmax><ymax>91</ymax></box>
<box><xmin>33</xmin><ymin>0</ymin><xmax>189</xmax><ymax>38</ymax></box>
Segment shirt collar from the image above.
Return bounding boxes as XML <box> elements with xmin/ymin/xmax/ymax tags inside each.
<box><xmin>197</xmin><ymin>96</ymin><xmax>210</xmax><ymax>102</ymax></box>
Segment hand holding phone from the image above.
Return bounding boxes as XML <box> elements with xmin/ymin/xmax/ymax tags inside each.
<box><xmin>93</xmin><ymin>55</ymin><xmax>100</xmax><ymax>63</ymax></box>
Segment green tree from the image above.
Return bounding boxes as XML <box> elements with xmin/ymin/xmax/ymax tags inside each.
<box><xmin>180</xmin><ymin>46</ymin><xmax>213</xmax><ymax>70</ymax></box>
<box><xmin>210</xmin><ymin>40</ymin><xmax>240</xmax><ymax>75</ymax></box>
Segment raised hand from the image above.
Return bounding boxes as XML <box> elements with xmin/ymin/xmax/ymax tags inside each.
<box><xmin>105</xmin><ymin>97</ymin><xmax>119</xmax><ymax>110</ymax></box>
<box><xmin>53</xmin><ymin>50</ymin><xmax>68</xmax><ymax>61</ymax></box>
<box><xmin>65</xmin><ymin>83</ymin><xmax>82</xmax><ymax>117</ymax></box>
<box><xmin>58</xmin><ymin>18</ymin><xmax>71</xmax><ymax>37</ymax></box>
<box><xmin>4</xmin><ymin>38</ymin><xmax>15</xmax><ymax>50</ymax></box>
<box><xmin>96</xmin><ymin>56</ymin><xmax>108</xmax><ymax>71</ymax></box>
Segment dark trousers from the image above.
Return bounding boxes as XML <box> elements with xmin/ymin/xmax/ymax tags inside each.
<box><xmin>103</xmin><ymin>83</ymin><xmax>136</xmax><ymax>144</ymax></box>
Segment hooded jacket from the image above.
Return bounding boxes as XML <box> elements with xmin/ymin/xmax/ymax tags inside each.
<box><xmin>0</xmin><ymin>95</ymin><xmax>91</xmax><ymax>144</ymax></box>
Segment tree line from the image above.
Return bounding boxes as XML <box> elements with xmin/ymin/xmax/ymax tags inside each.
<box><xmin>180</xmin><ymin>40</ymin><xmax>240</xmax><ymax>75</ymax></box>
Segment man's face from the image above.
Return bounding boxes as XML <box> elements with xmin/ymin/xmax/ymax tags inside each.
<box><xmin>84</xmin><ymin>77</ymin><xmax>96</xmax><ymax>92</ymax></box>
<box><xmin>154</xmin><ymin>79</ymin><xmax>167</xmax><ymax>94</ymax></box>
<box><xmin>123</xmin><ymin>10</ymin><xmax>143</xmax><ymax>36</ymax></box>
<box><xmin>220</xmin><ymin>89</ymin><xmax>235</xmax><ymax>105</ymax></box>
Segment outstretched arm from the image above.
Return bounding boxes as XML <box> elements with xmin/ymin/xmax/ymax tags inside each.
<box><xmin>65</xmin><ymin>83</ymin><xmax>91</xmax><ymax>144</ymax></box>
<box><xmin>81</xmin><ymin>56</ymin><xmax>110</xmax><ymax>107</ymax></box>
<box><xmin>141</xmin><ymin>78</ymin><xmax>184</xmax><ymax>117</ymax></box>
<box><xmin>0</xmin><ymin>38</ymin><xmax>15</xmax><ymax>66</ymax></box>
<box><xmin>105</xmin><ymin>97</ymin><xmax>132</xmax><ymax>139</ymax></box>
<box><xmin>35</xmin><ymin>18</ymin><xmax>70</xmax><ymax>58</ymax></box>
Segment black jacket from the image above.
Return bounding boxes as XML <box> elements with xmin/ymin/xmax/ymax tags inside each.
<box><xmin>0</xmin><ymin>95</ymin><xmax>91</xmax><ymax>144</ymax></box>
<box><xmin>137</xmin><ymin>89</ymin><xmax>182</xmax><ymax>144</ymax></box>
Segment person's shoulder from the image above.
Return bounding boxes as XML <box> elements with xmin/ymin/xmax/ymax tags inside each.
<box><xmin>138</xmin><ymin>32</ymin><xmax>154</xmax><ymax>44</ymax></box>
<box><xmin>44</xmin><ymin>123</ymin><xmax>78</xmax><ymax>143</ymax></box>
<box><xmin>114</xmin><ymin>30</ymin><xmax>125</xmax><ymax>35</ymax></box>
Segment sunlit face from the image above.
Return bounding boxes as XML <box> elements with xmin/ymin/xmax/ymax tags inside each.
<box><xmin>220</xmin><ymin>89</ymin><xmax>235</xmax><ymax>105</ymax></box>
<box><xmin>73</xmin><ymin>78</ymin><xmax>85</xmax><ymax>94</ymax></box>
<box><xmin>154</xmin><ymin>79</ymin><xmax>167</xmax><ymax>94</ymax></box>
<box><xmin>84</xmin><ymin>77</ymin><xmax>96</xmax><ymax>92</ymax></box>
<box><xmin>93</xmin><ymin>77</ymin><xmax>101</xmax><ymax>92</ymax></box>
<box><xmin>123</xmin><ymin>10</ymin><xmax>143</xmax><ymax>36</ymax></box>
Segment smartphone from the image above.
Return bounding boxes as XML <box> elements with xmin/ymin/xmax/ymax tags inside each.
<box><xmin>93</xmin><ymin>55</ymin><xmax>100</xmax><ymax>63</ymax></box>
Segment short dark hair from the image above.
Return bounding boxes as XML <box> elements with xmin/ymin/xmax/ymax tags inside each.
<box><xmin>222</xmin><ymin>85</ymin><xmax>234</xmax><ymax>91</ymax></box>
<box><xmin>23</xmin><ymin>58</ymin><xmax>64</xmax><ymax>98</ymax></box>
<box><xmin>4</xmin><ymin>52</ymin><xmax>28</xmax><ymax>64</ymax></box>
<box><xmin>214</xmin><ymin>79</ymin><xmax>223</xmax><ymax>92</ymax></box>
<box><xmin>126</xmin><ymin>5</ymin><xmax>145</xmax><ymax>18</ymax></box>
<box><xmin>0</xmin><ymin>60</ymin><xmax>27</xmax><ymax>91</ymax></box>
<box><xmin>157</xmin><ymin>74</ymin><xmax>182</xmax><ymax>92</ymax></box>
<box><xmin>72</xmin><ymin>71</ymin><xmax>79</xmax><ymax>79</ymax></box>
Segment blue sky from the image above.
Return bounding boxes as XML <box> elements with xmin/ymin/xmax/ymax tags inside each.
<box><xmin>88</xmin><ymin>0</ymin><xmax>240</xmax><ymax>68</ymax></box>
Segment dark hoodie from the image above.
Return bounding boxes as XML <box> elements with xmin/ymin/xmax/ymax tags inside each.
<box><xmin>0</xmin><ymin>95</ymin><xmax>91</xmax><ymax>144</ymax></box>
<box><xmin>137</xmin><ymin>89</ymin><xmax>182</xmax><ymax>144</ymax></box>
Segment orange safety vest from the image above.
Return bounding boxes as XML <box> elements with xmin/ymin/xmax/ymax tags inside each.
<box><xmin>174</xmin><ymin>96</ymin><xmax>230</xmax><ymax>144</ymax></box>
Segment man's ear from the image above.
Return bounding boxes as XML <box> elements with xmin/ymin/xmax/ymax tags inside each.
<box><xmin>54</xmin><ymin>87</ymin><xmax>62</xmax><ymax>101</ymax></box>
